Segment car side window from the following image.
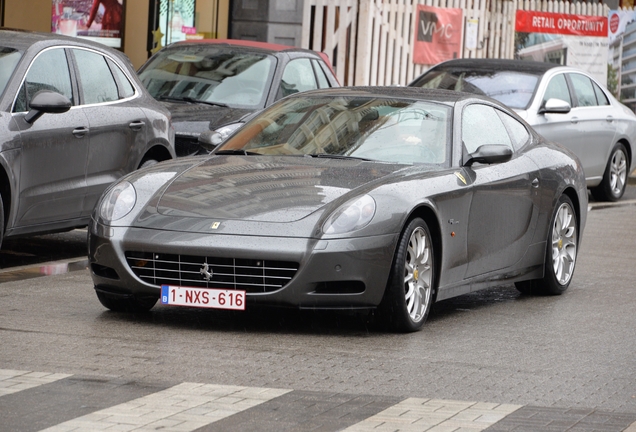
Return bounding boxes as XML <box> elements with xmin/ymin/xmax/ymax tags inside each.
<box><xmin>568</xmin><ymin>73</ymin><xmax>597</xmax><ymax>107</ymax></box>
<box><xmin>73</xmin><ymin>49</ymin><xmax>119</xmax><ymax>105</ymax></box>
<box><xmin>496</xmin><ymin>110</ymin><xmax>530</xmax><ymax>150</ymax></box>
<box><xmin>462</xmin><ymin>104</ymin><xmax>513</xmax><ymax>154</ymax></box>
<box><xmin>312</xmin><ymin>59</ymin><xmax>331</xmax><ymax>89</ymax></box>
<box><xmin>542</xmin><ymin>74</ymin><xmax>571</xmax><ymax>106</ymax></box>
<box><xmin>278</xmin><ymin>58</ymin><xmax>318</xmax><ymax>99</ymax></box>
<box><xmin>13</xmin><ymin>48</ymin><xmax>73</xmax><ymax>113</ymax></box>
<box><xmin>592</xmin><ymin>81</ymin><xmax>610</xmax><ymax>106</ymax></box>
<box><xmin>107</xmin><ymin>58</ymin><xmax>135</xmax><ymax>99</ymax></box>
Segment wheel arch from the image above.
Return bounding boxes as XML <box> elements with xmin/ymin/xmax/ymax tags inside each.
<box><xmin>561</xmin><ymin>186</ymin><xmax>582</xmax><ymax>240</ymax></box>
<box><xmin>405</xmin><ymin>204</ymin><xmax>443</xmax><ymax>302</ymax></box>
<box><xmin>0</xmin><ymin>165</ymin><xmax>10</xmax><ymax>234</ymax></box>
<box><xmin>138</xmin><ymin>144</ymin><xmax>173</xmax><ymax>169</ymax></box>
<box><xmin>618</xmin><ymin>138</ymin><xmax>632</xmax><ymax>171</ymax></box>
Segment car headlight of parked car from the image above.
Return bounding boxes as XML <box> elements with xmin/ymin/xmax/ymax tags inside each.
<box><xmin>215</xmin><ymin>123</ymin><xmax>243</xmax><ymax>141</ymax></box>
<box><xmin>323</xmin><ymin>195</ymin><xmax>376</xmax><ymax>235</ymax></box>
<box><xmin>99</xmin><ymin>181</ymin><xmax>137</xmax><ymax>222</ymax></box>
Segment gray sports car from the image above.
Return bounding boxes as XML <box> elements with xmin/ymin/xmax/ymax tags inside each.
<box><xmin>88</xmin><ymin>87</ymin><xmax>587</xmax><ymax>332</ymax></box>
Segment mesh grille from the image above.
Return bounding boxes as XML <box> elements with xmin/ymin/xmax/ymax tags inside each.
<box><xmin>125</xmin><ymin>251</ymin><xmax>298</xmax><ymax>293</ymax></box>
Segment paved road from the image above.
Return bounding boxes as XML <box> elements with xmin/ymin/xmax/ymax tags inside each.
<box><xmin>1</xmin><ymin>194</ymin><xmax>636</xmax><ymax>431</ymax></box>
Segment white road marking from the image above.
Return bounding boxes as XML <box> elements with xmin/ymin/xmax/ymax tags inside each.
<box><xmin>39</xmin><ymin>381</ymin><xmax>292</xmax><ymax>432</ymax></box>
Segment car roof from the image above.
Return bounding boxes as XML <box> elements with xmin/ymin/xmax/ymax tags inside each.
<box><xmin>291</xmin><ymin>86</ymin><xmax>484</xmax><ymax>105</ymax></box>
<box><xmin>174</xmin><ymin>38</ymin><xmax>317</xmax><ymax>55</ymax></box>
<box><xmin>0</xmin><ymin>28</ymin><xmax>111</xmax><ymax>51</ymax></box>
<box><xmin>430</xmin><ymin>58</ymin><xmax>557</xmax><ymax>75</ymax></box>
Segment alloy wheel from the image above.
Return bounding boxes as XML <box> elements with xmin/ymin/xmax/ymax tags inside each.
<box><xmin>551</xmin><ymin>202</ymin><xmax>577</xmax><ymax>285</ymax></box>
<box><xmin>404</xmin><ymin>226</ymin><xmax>433</xmax><ymax>323</ymax></box>
<box><xmin>609</xmin><ymin>148</ymin><xmax>627</xmax><ymax>197</ymax></box>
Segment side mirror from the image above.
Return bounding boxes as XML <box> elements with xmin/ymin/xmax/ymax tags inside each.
<box><xmin>198</xmin><ymin>130</ymin><xmax>223</xmax><ymax>153</ymax></box>
<box><xmin>539</xmin><ymin>98</ymin><xmax>571</xmax><ymax>115</ymax></box>
<box><xmin>463</xmin><ymin>144</ymin><xmax>513</xmax><ymax>167</ymax></box>
<box><xmin>24</xmin><ymin>90</ymin><xmax>72</xmax><ymax>124</ymax></box>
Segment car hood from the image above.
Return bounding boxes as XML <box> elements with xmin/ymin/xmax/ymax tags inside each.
<box><xmin>153</xmin><ymin>156</ymin><xmax>406</xmax><ymax>223</ymax></box>
<box><xmin>161</xmin><ymin>101</ymin><xmax>254</xmax><ymax>136</ymax></box>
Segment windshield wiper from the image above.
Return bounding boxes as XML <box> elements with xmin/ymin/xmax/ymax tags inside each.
<box><xmin>307</xmin><ymin>153</ymin><xmax>372</xmax><ymax>161</ymax></box>
<box><xmin>214</xmin><ymin>149</ymin><xmax>261</xmax><ymax>156</ymax></box>
<box><xmin>157</xmin><ymin>96</ymin><xmax>229</xmax><ymax>108</ymax></box>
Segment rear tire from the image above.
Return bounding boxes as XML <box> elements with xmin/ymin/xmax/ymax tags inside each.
<box><xmin>138</xmin><ymin>158</ymin><xmax>158</xmax><ymax>170</ymax></box>
<box><xmin>591</xmin><ymin>143</ymin><xmax>628</xmax><ymax>202</ymax></box>
<box><xmin>515</xmin><ymin>194</ymin><xmax>578</xmax><ymax>295</ymax></box>
<box><xmin>379</xmin><ymin>217</ymin><xmax>435</xmax><ymax>332</ymax></box>
<box><xmin>0</xmin><ymin>194</ymin><xmax>4</xmax><ymax>250</ymax></box>
<box><xmin>96</xmin><ymin>290</ymin><xmax>157</xmax><ymax>313</ymax></box>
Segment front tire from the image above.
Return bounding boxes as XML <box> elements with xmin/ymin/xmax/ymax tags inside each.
<box><xmin>379</xmin><ymin>218</ymin><xmax>435</xmax><ymax>332</ymax></box>
<box><xmin>515</xmin><ymin>194</ymin><xmax>578</xmax><ymax>295</ymax></box>
<box><xmin>591</xmin><ymin>143</ymin><xmax>628</xmax><ymax>202</ymax></box>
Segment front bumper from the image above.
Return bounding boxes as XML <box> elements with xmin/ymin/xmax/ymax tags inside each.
<box><xmin>89</xmin><ymin>220</ymin><xmax>399</xmax><ymax>309</ymax></box>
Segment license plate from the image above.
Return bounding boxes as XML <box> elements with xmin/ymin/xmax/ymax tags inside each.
<box><xmin>160</xmin><ymin>285</ymin><xmax>246</xmax><ymax>310</ymax></box>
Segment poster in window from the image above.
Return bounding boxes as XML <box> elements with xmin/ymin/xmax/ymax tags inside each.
<box><xmin>51</xmin><ymin>0</ymin><xmax>124</xmax><ymax>49</ymax></box>
<box><xmin>412</xmin><ymin>5</ymin><xmax>464</xmax><ymax>65</ymax></box>
<box><xmin>158</xmin><ymin>0</ymin><xmax>196</xmax><ymax>46</ymax></box>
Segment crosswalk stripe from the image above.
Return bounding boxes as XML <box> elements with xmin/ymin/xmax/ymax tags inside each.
<box><xmin>343</xmin><ymin>398</ymin><xmax>522</xmax><ymax>432</ymax></box>
<box><xmin>38</xmin><ymin>382</ymin><xmax>292</xmax><ymax>432</ymax></box>
<box><xmin>0</xmin><ymin>369</ymin><xmax>71</xmax><ymax>397</ymax></box>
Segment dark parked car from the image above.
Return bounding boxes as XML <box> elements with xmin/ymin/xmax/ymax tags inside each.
<box><xmin>0</xmin><ymin>29</ymin><xmax>175</xmax><ymax>249</ymax></box>
<box><xmin>409</xmin><ymin>59</ymin><xmax>636</xmax><ymax>201</ymax></box>
<box><xmin>88</xmin><ymin>87</ymin><xmax>587</xmax><ymax>332</ymax></box>
<box><xmin>137</xmin><ymin>39</ymin><xmax>339</xmax><ymax>156</ymax></box>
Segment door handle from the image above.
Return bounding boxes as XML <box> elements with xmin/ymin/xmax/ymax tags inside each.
<box><xmin>570</xmin><ymin>117</ymin><xmax>579</xmax><ymax>124</ymax></box>
<box><xmin>532</xmin><ymin>178</ymin><xmax>539</xmax><ymax>188</ymax></box>
<box><xmin>72</xmin><ymin>127</ymin><xmax>89</xmax><ymax>138</ymax></box>
<box><xmin>606</xmin><ymin>116</ymin><xmax>614</xmax><ymax>123</ymax></box>
<box><xmin>129</xmin><ymin>121</ymin><xmax>145</xmax><ymax>131</ymax></box>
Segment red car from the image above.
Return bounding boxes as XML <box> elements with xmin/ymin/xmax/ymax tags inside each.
<box><xmin>138</xmin><ymin>39</ymin><xmax>340</xmax><ymax>156</ymax></box>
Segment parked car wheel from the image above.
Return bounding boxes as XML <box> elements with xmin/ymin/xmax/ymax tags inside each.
<box><xmin>380</xmin><ymin>218</ymin><xmax>435</xmax><ymax>332</ymax></box>
<box><xmin>96</xmin><ymin>291</ymin><xmax>158</xmax><ymax>313</ymax></box>
<box><xmin>0</xmin><ymin>194</ymin><xmax>4</xmax><ymax>249</ymax></box>
<box><xmin>138</xmin><ymin>158</ymin><xmax>159</xmax><ymax>169</ymax></box>
<box><xmin>591</xmin><ymin>143</ymin><xmax>629</xmax><ymax>202</ymax></box>
<box><xmin>515</xmin><ymin>194</ymin><xmax>578</xmax><ymax>295</ymax></box>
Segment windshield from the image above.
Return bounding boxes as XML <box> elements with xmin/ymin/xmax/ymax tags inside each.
<box><xmin>218</xmin><ymin>96</ymin><xmax>451</xmax><ymax>165</ymax></box>
<box><xmin>0</xmin><ymin>47</ymin><xmax>22</xmax><ymax>98</ymax></box>
<box><xmin>412</xmin><ymin>68</ymin><xmax>540</xmax><ymax>109</ymax></box>
<box><xmin>138</xmin><ymin>46</ymin><xmax>276</xmax><ymax>109</ymax></box>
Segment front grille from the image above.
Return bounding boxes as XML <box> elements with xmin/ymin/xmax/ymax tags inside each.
<box><xmin>125</xmin><ymin>251</ymin><xmax>298</xmax><ymax>293</ymax></box>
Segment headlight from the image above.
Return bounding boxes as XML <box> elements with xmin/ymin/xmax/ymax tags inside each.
<box><xmin>323</xmin><ymin>195</ymin><xmax>376</xmax><ymax>235</ymax></box>
<box><xmin>99</xmin><ymin>181</ymin><xmax>136</xmax><ymax>222</ymax></box>
<box><xmin>215</xmin><ymin>123</ymin><xmax>243</xmax><ymax>140</ymax></box>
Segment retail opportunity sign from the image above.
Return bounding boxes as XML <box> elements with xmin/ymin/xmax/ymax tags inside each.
<box><xmin>515</xmin><ymin>10</ymin><xmax>608</xmax><ymax>85</ymax></box>
<box><xmin>413</xmin><ymin>5</ymin><xmax>463</xmax><ymax>65</ymax></box>
<box><xmin>52</xmin><ymin>0</ymin><xmax>124</xmax><ymax>48</ymax></box>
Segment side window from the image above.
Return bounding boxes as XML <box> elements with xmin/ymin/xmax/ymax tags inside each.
<box><xmin>312</xmin><ymin>59</ymin><xmax>331</xmax><ymax>89</ymax></box>
<box><xmin>107</xmin><ymin>58</ymin><xmax>135</xmax><ymax>98</ymax></box>
<box><xmin>569</xmin><ymin>73</ymin><xmax>597</xmax><ymax>107</ymax></box>
<box><xmin>497</xmin><ymin>110</ymin><xmax>531</xmax><ymax>150</ymax></box>
<box><xmin>592</xmin><ymin>81</ymin><xmax>610</xmax><ymax>106</ymax></box>
<box><xmin>13</xmin><ymin>48</ymin><xmax>73</xmax><ymax>113</ymax></box>
<box><xmin>73</xmin><ymin>49</ymin><xmax>119</xmax><ymax>104</ymax></box>
<box><xmin>462</xmin><ymin>104</ymin><xmax>513</xmax><ymax>154</ymax></box>
<box><xmin>278</xmin><ymin>58</ymin><xmax>318</xmax><ymax>100</ymax></box>
<box><xmin>542</xmin><ymin>74</ymin><xmax>571</xmax><ymax>106</ymax></box>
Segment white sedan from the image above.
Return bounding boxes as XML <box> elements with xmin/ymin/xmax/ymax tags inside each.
<box><xmin>410</xmin><ymin>59</ymin><xmax>636</xmax><ymax>201</ymax></box>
